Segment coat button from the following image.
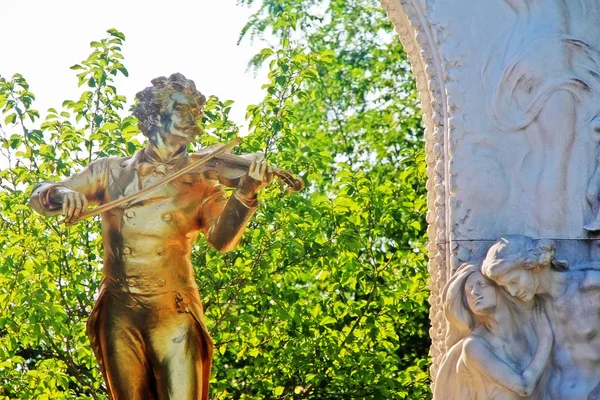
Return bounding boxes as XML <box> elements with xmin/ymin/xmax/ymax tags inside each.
<box><xmin>157</xmin><ymin>248</ymin><xmax>165</xmax><ymax>256</ymax></box>
<box><xmin>123</xmin><ymin>246</ymin><xmax>131</xmax><ymax>255</ymax></box>
<box><xmin>162</xmin><ymin>213</ymin><xmax>172</xmax><ymax>222</ymax></box>
<box><xmin>156</xmin><ymin>279</ymin><xmax>166</xmax><ymax>287</ymax></box>
<box><xmin>125</xmin><ymin>210</ymin><xmax>136</xmax><ymax>218</ymax></box>
<box><xmin>155</xmin><ymin>164</ymin><xmax>167</xmax><ymax>176</ymax></box>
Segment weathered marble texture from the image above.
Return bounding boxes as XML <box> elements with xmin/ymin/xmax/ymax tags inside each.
<box><xmin>435</xmin><ymin>258</ymin><xmax>551</xmax><ymax>400</ymax></box>
<box><xmin>381</xmin><ymin>0</ymin><xmax>600</xmax><ymax>395</ymax></box>
<box><xmin>436</xmin><ymin>235</ymin><xmax>600</xmax><ymax>400</ymax></box>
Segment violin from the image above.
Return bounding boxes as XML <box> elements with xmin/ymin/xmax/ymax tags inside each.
<box><xmin>64</xmin><ymin>138</ymin><xmax>303</xmax><ymax>225</ymax></box>
<box><xmin>189</xmin><ymin>145</ymin><xmax>304</xmax><ymax>192</ymax></box>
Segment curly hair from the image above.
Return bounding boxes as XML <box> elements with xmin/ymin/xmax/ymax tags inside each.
<box><xmin>133</xmin><ymin>73</ymin><xmax>206</xmax><ymax>138</ymax></box>
<box><xmin>490</xmin><ymin>36</ymin><xmax>600</xmax><ymax>132</ymax></box>
<box><xmin>443</xmin><ymin>263</ymin><xmax>481</xmax><ymax>349</ymax></box>
<box><xmin>482</xmin><ymin>235</ymin><xmax>568</xmax><ymax>282</ymax></box>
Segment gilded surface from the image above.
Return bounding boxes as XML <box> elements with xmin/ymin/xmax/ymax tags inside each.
<box><xmin>29</xmin><ymin>73</ymin><xmax>272</xmax><ymax>400</ymax></box>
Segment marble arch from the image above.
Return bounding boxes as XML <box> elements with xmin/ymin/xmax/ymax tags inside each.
<box><xmin>380</xmin><ymin>0</ymin><xmax>453</xmax><ymax>383</ymax></box>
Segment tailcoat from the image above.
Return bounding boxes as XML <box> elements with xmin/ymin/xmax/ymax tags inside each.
<box><xmin>30</xmin><ymin>146</ymin><xmax>257</xmax><ymax>400</ymax></box>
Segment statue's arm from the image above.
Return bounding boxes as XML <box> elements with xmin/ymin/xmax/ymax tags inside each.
<box><xmin>29</xmin><ymin>158</ymin><xmax>108</xmax><ymax>217</ymax></box>
<box><xmin>199</xmin><ymin>180</ymin><xmax>258</xmax><ymax>253</ymax></box>
<box><xmin>200</xmin><ymin>158</ymin><xmax>272</xmax><ymax>253</ymax></box>
<box><xmin>463</xmin><ymin>332</ymin><xmax>551</xmax><ymax>397</ymax></box>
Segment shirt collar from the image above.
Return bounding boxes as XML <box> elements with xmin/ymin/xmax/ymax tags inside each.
<box><xmin>141</xmin><ymin>144</ymin><xmax>188</xmax><ymax>167</ymax></box>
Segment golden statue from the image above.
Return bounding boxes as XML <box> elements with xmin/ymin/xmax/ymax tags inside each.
<box><xmin>29</xmin><ymin>73</ymin><xmax>281</xmax><ymax>400</ymax></box>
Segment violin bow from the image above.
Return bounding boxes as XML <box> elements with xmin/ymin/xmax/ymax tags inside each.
<box><xmin>63</xmin><ymin>138</ymin><xmax>242</xmax><ymax>226</ymax></box>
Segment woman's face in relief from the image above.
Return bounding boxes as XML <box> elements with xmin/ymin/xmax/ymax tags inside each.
<box><xmin>465</xmin><ymin>271</ymin><xmax>498</xmax><ymax>316</ymax></box>
<box><xmin>494</xmin><ymin>268</ymin><xmax>537</xmax><ymax>302</ymax></box>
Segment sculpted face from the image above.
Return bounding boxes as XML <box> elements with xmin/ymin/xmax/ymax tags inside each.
<box><xmin>464</xmin><ymin>271</ymin><xmax>497</xmax><ymax>316</ymax></box>
<box><xmin>494</xmin><ymin>267</ymin><xmax>537</xmax><ymax>302</ymax></box>
<box><xmin>160</xmin><ymin>92</ymin><xmax>203</xmax><ymax>143</ymax></box>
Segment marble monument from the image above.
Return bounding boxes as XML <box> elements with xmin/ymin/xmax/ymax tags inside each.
<box><xmin>381</xmin><ymin>0</ymin><xmax>600</xmax><ymax>398</ymax></box>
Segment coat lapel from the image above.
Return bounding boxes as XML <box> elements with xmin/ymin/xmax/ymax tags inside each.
<box><xmin>107</xmin><ymin>151</ymin><xmax>142</xmax><ymax>207</ymax></box>
<box><xmin>108</xmin><ymin>147</ymin><xmax>201</xmax><ymax>208</ymax></box>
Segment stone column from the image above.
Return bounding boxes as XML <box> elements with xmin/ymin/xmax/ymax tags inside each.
<box><xmin>382</xmin><ymin>1</ymin><xmax>600</xmax><ymax>398</ymax></box>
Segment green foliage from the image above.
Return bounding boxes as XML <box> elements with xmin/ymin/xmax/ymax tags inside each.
<box><xmin>211</xmin><ymin>1</ymin><xmax>430</xmax><ymax>397</ymax></box>
<box><xmin>0</xmin><ymin>30</ymin><xmax>131</xmax><ymax>399</ymax></box>
<box><xmin>0</xmin><ymin>1</ymin><xmax>429</xmax><ymax>399</ymax></box>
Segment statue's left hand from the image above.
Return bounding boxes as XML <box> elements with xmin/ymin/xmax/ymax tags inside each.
<box><xmin>237</xmin><ymin>158</ymin><xmax>274</xmax><ymax>197</ymax></box>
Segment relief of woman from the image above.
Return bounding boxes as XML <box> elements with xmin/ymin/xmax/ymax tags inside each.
<box><xmin>434</xmin><ymin>264</ymin><xmax>552</xmax><ymax>399</ymax></box>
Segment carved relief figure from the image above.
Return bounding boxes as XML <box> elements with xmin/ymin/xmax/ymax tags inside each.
<box><xmin>477</xmin><ymin>0</ymin><xmax>600</xmax><ymax>235</ymax></box>
<box><xmin>483</xmin><ymin>235</ymin><xmax>600</xmax><ymax>400</ymax></box>
<box><xmin>29</xmin><ymin>74</ymin><xmax>274</xmax><ymax>400</ymax></box>
<box><xmin>489</xmin><ymin>36</ymin><xmax>600</xmax><ymax>234</ymax></box>
<box><xmin>434</xmin><ymin>263</ymin><xmax>552</xmax><ymax>399</ymax></box>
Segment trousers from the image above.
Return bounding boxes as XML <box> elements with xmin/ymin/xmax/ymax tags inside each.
<box><xmin>87</xmin><ymin>281</ymin><xmax>213</xmax><ymax>400</ymax></box>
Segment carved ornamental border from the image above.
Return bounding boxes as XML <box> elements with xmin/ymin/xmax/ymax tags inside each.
<box><xmin>379</xmin><ymin>0</ymin><xmax>453</xmax><ymax>384</ymax></box>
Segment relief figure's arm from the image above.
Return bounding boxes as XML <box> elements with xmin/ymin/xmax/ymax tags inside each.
<box><xmin>588</xmin><ymin>382</ymin><xmax>600</xmax><ymax>400</ymax></box>
<box><xmin>463</xmin><ymin>326</ymin><xmax>551</xmax><ymax>398</ymax></box>
<box><xmin>580</xmin><ymin>269</ymin><xmax>600</xmax><ymax>400</ymax></box>
<box><xmin>580</xmin><ymin>268</ymin><xmax>600</xmax><ymax>292</ymax></box>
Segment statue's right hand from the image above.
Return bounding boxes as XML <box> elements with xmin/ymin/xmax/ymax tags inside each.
<box><xmin>53</xmin><ymin>187</ymin><xmax>88</xmax><ymax>223</ymax></box>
